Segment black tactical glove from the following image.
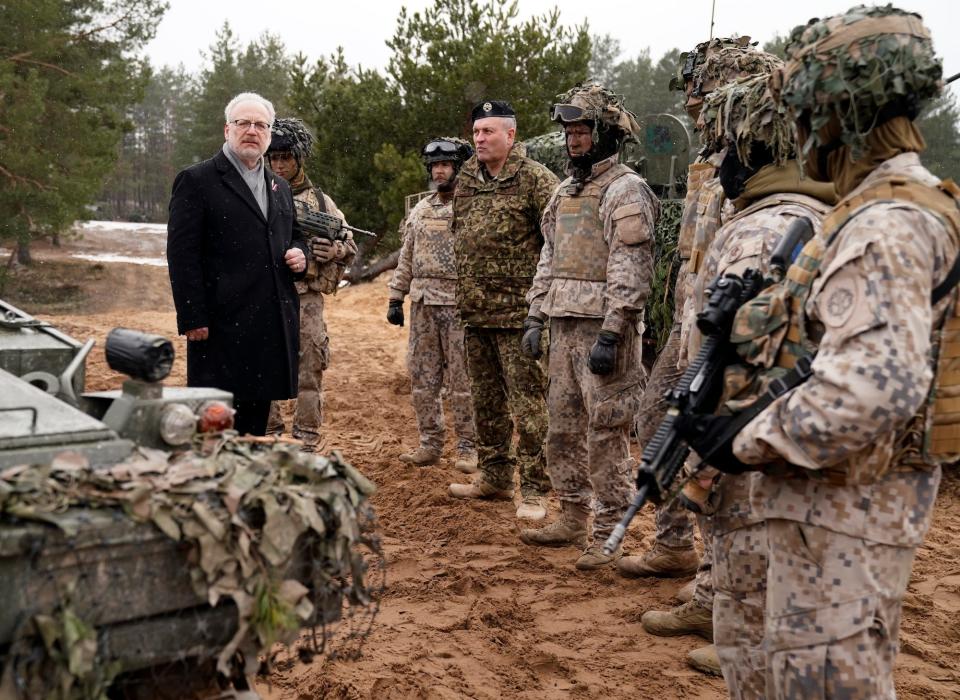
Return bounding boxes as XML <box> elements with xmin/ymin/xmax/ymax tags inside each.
<box><xmin>673</xmin><ymin>413</ymin><xmax>753</xmax><ymax>474</ymax></box>
<box><xmin>520</xmin><ymin>316</ymin><xmax>545</xmax><ymax>359</ymax></box>
<box><xmin>588</xmin><ymin>330</ymin><xmax>620</xmax><ymax>375</ymax></box>
<box><xmin>310</xmin><ymin>236</ymin><xmax>339</xmax><ymax>263</ymax></box>
<box><xmin>387</xmin><ymin>299</ymin><xmax>404</xmax><ymax>327</ymax></box>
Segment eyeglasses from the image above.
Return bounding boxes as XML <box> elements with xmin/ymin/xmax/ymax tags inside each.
<box><xmin>230</xmin><ymin>119</ymin><xmax>272</xmax><ymax>133</ymax></box>
<box><xmin>422</xmin><ymin>140</ymin><xmax>459</xmax><ymax>156</ymax></box>
<box><xmin>550</xmin><ymin>104</ymin><xmax>587</xmax><ymax>123</ymax></box>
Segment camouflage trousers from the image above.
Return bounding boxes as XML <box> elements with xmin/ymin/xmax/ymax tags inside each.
<box><xmin>763</xmin><ymin>519</ymin><xmax>915</xmax><ymax>699</ymax></box>
<box><xmin>713</xmin><ymin>521</ymin><xmax>767</xmax><ymax>700</ymax></box>
<box><xmin>267</xmin><ymin>291</ymin><xmax>329</xmax><ymax>447</ymax></box>
<box><xmin>463</xmin><ymin>326</ymin><xmax>550</xmax><ymax>497</ymax></box>
<box><xmin>546</xmin><ymin>318</ymin><xmax>643</xmax><ymax>541</ymax></box>
<box><xmin>407</xmin><ymin>301</ymin><xmax>476</xmax><ymax>454</ymax></box>
<box><xmin>636</xmin><ymin>324</ymin><xmax>697</xmax><ymax>550</ymax></box>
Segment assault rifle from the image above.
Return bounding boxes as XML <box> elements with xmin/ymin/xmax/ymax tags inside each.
<box><xmin>603</xmin><ymin>217</ymin><xmax>814</xmax><ymax>555</ymax></box>
<box><xmin>298</xmin><ymin>209</ymin><xmax>378</xmax><ymax>244</ymax></box>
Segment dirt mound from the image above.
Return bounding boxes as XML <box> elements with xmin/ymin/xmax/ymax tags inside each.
<box><xmin>23</xmin><ymin>246</ymin><xmax>960</xmax><ymax>699</ymax></box>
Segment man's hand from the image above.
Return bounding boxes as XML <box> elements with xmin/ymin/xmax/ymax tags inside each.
<box><xmin>588</xmin><ymin>330</ymin><xmax>620</xmax><ymax>375</ymax></box>
<box><xmin>284</xmin><ymin>247</ymin><xmax>306</xmax><ymax>272</ymax></box>
<box><xmin>387</xmin><ymin>300</ymin><xmax>404</xmax><ymax>326</ymax></box>
<box><xmin>674</xmin><ymin>413</ymin><xmax>753</xmax><ymax>474</ymax></box>
<box><xmin>310</xmin><ymin>237</ymin><xmax>342</xmax><ymax>264</ymax></box>
<box><xmin>185</xmin><ymin>327</ymin><xmax>209</xmax><ymax>341</ymax></box>
<box><xmin>520</xmin><ymin>316</ymin><xmax>545</xmax><ymax>359</ymax></box>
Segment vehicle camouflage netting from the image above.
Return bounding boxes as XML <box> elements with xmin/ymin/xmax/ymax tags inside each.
<box><xmin>523</xmin><ymin>134</ymin><xmax>683</xmax><ymax>353</ymax></box>
<box><xmin>0</xmin><ymin>436</ymin><xmax>383</xmax><ymax>699</ymax></box>
<box><xmin>777</xmin><ymin>4</ymin><xmax>943</xmax><ymax>158</ymax></box>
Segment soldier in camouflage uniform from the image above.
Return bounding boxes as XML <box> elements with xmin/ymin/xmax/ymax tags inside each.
<box><xmin>387</xmin><ymin>138</ymin><xmax>478</xmax><ymax>473</ymax></box>
<box><xmin>517</xmin><ymin>84</ymin><xmax>658</xmax><ymax>570</ymax></box>
<box><xmin>626</xmin><ymin>46</ymin><xmax>784</xmax><ymax>674</ymax></box>
<box><xmin>448</xmin><ymin>100</ymin><xmax>559</xmax><ymax>521</ymax></box>
<box><xmin>680</xmin><ymin>7</ymin><xmax>956</xmax><ymax>697</ymax></box>
<box><xmin>621</xmin><ymin>37</ymin><xmax>769</xmax><ymax>585</ymax></box>
<box><xmin>265</xmin><ymin>119</ymin><xmax>357</xmax><ymax>452</ymax></box>
<box><xmin>665</xmin><ymin>72</ymin><xmax>836</xmax><ymax>697</ymax></box>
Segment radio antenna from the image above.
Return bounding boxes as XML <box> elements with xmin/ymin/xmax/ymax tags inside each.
<box><xmin>709</xmin><ymin>0</ymin><xmax>717</xmax><ymax>40</ymax></box>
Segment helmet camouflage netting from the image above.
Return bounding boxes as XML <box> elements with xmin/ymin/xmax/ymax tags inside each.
<box><xmin>776</xmin><ymin>4</ymin><xmax>943</xmax><ymax>157</ymax></box>
<box><xmin>692</xmin><ymin>46</ymin><xmax>784</xmax><ymax>98</ymax></box>
<box><xmin>267</xmin><ymin>118</ymin><xmax>315</xmax><ymax>161</ymax></box>
<box><xmin>699</xmin><ymin>69</ymin><xmax>795</xmax><ymax>168</ymax></box>
<box><xmin>670</xmin><ymin>36</ymin><xmax>755</xmax><ymax>92</ymax></box>
<box><xmin>552</xmin><ymin>82</ymin><xmax>641</xmax><ymax>138</ymax></box>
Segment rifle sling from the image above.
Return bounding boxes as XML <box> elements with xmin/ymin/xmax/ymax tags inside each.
<box><xmin>700</xmin><ymin>355</ymin><xmax>815</xmax><ymax>466</ymax></box>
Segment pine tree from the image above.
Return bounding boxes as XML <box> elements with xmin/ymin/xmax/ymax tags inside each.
<box><xmin>0</xmin><ymin>0</ymin><xmax>167</xmax><ymax>262</ymax></box>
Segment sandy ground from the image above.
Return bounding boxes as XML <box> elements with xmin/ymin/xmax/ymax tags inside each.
<box><xmin>12</xmin><ymin>225</ymin><xmax>960</xmax><ymax>699</ymax></box>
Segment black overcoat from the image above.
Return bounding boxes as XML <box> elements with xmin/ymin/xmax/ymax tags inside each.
<box><xmin>166</xmin><ymin>149</ymin><xmax>308</xmax><ymax>400</ymax></box>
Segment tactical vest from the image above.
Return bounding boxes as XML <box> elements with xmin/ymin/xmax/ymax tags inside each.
<box><xmin>726</xmin><ymin>176</ymin><xmax>960</xmax><ymax>481</ymax></box>
<box><xmin>678</xmin><ymin>161</ymin><xmax>717</xmax><ymax>260</ymax></box>
<box><xmin>553</xmin><ymin>164</ymin><xmax>633</xmax><ymax>282</ymax></box>
<box><xmin>413</xmin><ymin>204</ymin><xmax>458</xmax><ymax>280</ymax></box>
<box><xmin>687</xmin><ymin>193</ymin><xmax>831</xmax><ymax>366</ymax></box>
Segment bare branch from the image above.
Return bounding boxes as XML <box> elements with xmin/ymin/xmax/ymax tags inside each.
<box><xmin>5</xmin><ymin>52</ymin><xmax>75</xmax><ymax>77</ymax></box>
<box><xmin>0</xmin><ymin>163</ymin><xmax>50</xmax><ymax>190</ymax></box>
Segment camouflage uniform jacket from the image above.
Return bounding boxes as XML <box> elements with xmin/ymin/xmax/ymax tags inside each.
<box><xmin>691</xmin><ymin>189</ymin><xmax>832</xmax><ymax>536</ymax></box>
<box><xmin>295</xmin><ymin>186</ymin><xmax>358</xmax><ymax>296</ymax></box>
<box><xmin>735</xmin><ymin>153</ymin><xmax>957</xmax><ymax>546</ymax></box>
<box><xmin>453</xmin><ymin>144</ymin><xmax>559</xmax><ymax>328</ymax></box>
<box><xmin>527</xmin><ymin>155</ymin><xmax>659</xmax><ymax>335</ymax></box>
<box><xmin>388</xmin><ymin>193</ymin><xmax>457</xmax><ymax>306</ymax></box>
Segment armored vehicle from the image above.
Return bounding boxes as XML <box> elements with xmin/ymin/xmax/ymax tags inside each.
<box><xmin>0</xmin><ymin>300</ymin><xmax>380</xmax><ymax>698</ymax></box>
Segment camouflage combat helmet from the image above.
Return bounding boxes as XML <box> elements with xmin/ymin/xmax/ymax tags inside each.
<box><xmin>775</xmin><ymin>5</ymin><xmax>942</xmax><ymax>157</ymax></box>
<box><xmin>670</xmin><ymin>36</ymin><xmax>754</xmax><ymax>92</ymax></box>
<box><xmin>699</xmin><ymin>69</ymin><xmax>793</xmax><ymax>168</ymax></box>
<box><xmin>421</xmin><ymin>137</ymin><xmax>473</xmax><ymax>174</ymax></box>
<box><xmin>267</xmin><ymin>117</ymin><xmax>314</xmax><ymax>163</ymax></box>
<box><xmin>551</xmin><ymin>82</ymin><xmax>641</xmax><ymax>138</ymax></box>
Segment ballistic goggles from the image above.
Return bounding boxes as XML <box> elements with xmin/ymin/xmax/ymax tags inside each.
<box><xmin>422</xmin><ymin>140</ymin><xmax>460</xmax><ymax>157</ymax></box>
<box><xmin>550</xmin><ymin>103</ymin><xmax>591</xmax><ymax>123</ymax></box>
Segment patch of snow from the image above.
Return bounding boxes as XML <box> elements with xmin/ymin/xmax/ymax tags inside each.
<box><xmin>72</xmin><ymin>253</ymin><xmax>167</xmax><ymax>267</ymax></box>
<box><xmin>75</xmin><ymin>220</ymin><xmax>167</xmax><ymax>235</ymax></box>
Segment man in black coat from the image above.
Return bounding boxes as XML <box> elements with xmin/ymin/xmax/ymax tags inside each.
<box><xmin>167</xmin><ymin>92</ymin><xmax>309</xmax><ymax>435</ymax></box>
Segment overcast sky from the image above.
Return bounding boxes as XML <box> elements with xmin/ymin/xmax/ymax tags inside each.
<box><xmin>145</xmin><ymin>0</ymin><xmax>959</xmax><ymax>96</ymax></box>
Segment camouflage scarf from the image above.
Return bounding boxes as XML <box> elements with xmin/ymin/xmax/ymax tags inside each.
<box><xmin>734</xmin><ymin>159</ymin><xmax>837</xmax><ymax>210</ymax></box>
<box><xmin>289</xmin><ymin>167</ymin><xmax>314</xmax><ymax>195</ymax></box>
<box><xmin>828</xmin><ymin>116</ymin><xmax>926</xmax><ymax>196</ymax></box>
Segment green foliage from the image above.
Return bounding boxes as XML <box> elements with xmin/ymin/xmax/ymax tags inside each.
<box><xmin>373</xmin><ymin>144</ymin><xmax>426</xmax><ymax>248</ymax></box>
<box><xmin>0</xmin><ymin>0</ymin><xmax>168</xmax><ymax>255</ymax></box>
<box><xmin>762</xmin><ymin>34</ymin><xmax>789</xmax><ymax>60</ymax></box>
<box><xmin>386</xmin><ymin>0</ymin><xmax>592</xmax><ymax>143</ymax></box>
<box><xmin>174</xmin><ymin>24</ymin><xmax>294</xmax><ymax>169</ymax></box>
<box><xmin>288</xmin><ymin>50</ymin><xmax>402</xmax><ymax>239</ymax></box>
<box><xmin>648</xmin><ymin>200</ymin><xmax>682</xmax><ymax>352</ymax></box>
<box><xmin>98</xmin><ymin>66</ymin><xmax>189</xmax><ymax>221</ymax></box>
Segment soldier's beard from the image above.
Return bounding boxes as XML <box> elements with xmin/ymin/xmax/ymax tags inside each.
<box><xmin>430</xmin><ymin>172</ymin><xmax>457</xmax><ymax>193</ymax></box>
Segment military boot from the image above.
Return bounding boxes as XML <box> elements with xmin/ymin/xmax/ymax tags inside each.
<box><xmin>516</xmin><ymin>494</ymin><xmax>547</xmax><ymax>521</ymax></box>
<box><xmin>687</xmin><ymin>644</ymin><xmax>722</xmax><ymax>676</ymax></box>
<box><xmin>575</xmin><ymin>543</ymin><xmax>623</xmax><ymax>570</ymax></box>
<box><xmin>454</xmin><ymin>451</ymin><xmax>478</xmax><ymax>474</ymax></box>
<box><xmin>519</xmin><ymin>503</ymin><xmax>587</xmax><ymax>547</ymax></box>
<box><xmin>399</xmin><ymin>447</ymin><xmax>441</xmax><ymax>467</ymax></box>
<box><xmin>448</xmin><ymin>477</ymin><xmax>514</xmax><ymax>500</ymax></box>
<box><xmin>618</xmin><ymin>541</ymin><xmax>699</xmax><ymax>578</ymax></box>
<box><xmin>675</xmin><ymin>578</ymin><xmax>696</xmax><ymax>604</ymax></box>
<box><xmin>641</xmin><ymin>600</ymin><xmax>714</xmax><ymax>640</ymax></box>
